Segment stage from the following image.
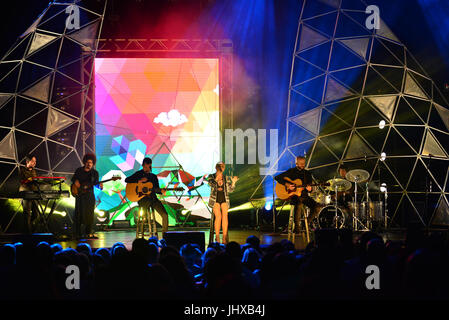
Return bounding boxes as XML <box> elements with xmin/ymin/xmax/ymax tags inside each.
<box><xmin>0</xmin><ymin>0</ymin><xmax>448</xmax><ymax>242</ymax></box>
<box><xmin>0</xmin><ymin>227</ymin><xmax>409</xmax><ymax>252</ymax></box>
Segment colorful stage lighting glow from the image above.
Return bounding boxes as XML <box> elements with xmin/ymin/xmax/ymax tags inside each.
<box><xmin>95</xmin><ymin>58</ymin><xmax>220</xmax><ymax>223</ymax></box>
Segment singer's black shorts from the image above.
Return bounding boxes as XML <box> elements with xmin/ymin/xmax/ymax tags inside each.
<box><xmin>216</xmin><ymin>190</ymin><xmax>226</xmax><ymax>204</ymax></box>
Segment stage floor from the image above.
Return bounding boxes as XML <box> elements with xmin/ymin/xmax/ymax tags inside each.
<box><xmin>0</xmin><ymin>226</ymin><xmax>408</xmax><ymax>251</ymax></box>
<box><xmin>51</xmin><ymin>227</ymin><xmax>406</xmax><ymax>251</ymax></box>
<box><xmin>55</xmin><ymin>228</ymin><xmax>305</xmax><ymax>251</ymax></box>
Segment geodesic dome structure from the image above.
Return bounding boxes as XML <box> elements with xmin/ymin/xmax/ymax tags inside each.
<box><xmin>0</xmin><ymin>0</ymin><xmax>106</xmax><ymax>195</ymax></box>
<box><xmin>263</xmin><ymin>0</ymin><xmax>449</xmax><ymax>227</ymax></box>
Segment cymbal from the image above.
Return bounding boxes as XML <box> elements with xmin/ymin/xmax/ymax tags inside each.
<box><xmin>325</xmin><ymin>178</ymin><xmax>352</xmax><ymax>192</ymax></box>
<box><xmin>346</xmin><ymin>169</ymin><xmax>370</xmax><ymax>183</ymax></box>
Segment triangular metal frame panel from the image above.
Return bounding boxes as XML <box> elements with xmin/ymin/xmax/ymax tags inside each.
<box><xmin>251</xmin><ymin>0</ymin><xmax>449</xmax><ymax>228</ymax></box>
<box><xmin>0</xmin><ymin>0</ymin><xmax>107</xmax><ymax>195</ymax></box>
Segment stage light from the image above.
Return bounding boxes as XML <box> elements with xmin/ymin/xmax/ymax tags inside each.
<box><xmin>53</xmin><ymin>210</ymin><xmax>66</xmax><ymax>217</ymax></box>
<box><xmin>95</xmin><ymin>209</ymin><xmax>109</xmax><ymax>229</ymax></box>
<box><xmin>181</xmin><ymin>209</ymin><xmax>189</xmax><ymax>216</ymax></box>
<box><xmin>378</xmin><ymin>120</ymin><xmax>386</xmax><ymax>129</ymax></box>
<box><xmin>380</xmin><ymin>183</ymin><xmax>387</xmax><ymax>193</ymax></box>
<box><xmin>264</xmin><ymin>200</ymin><xmax>273</xmax><ymax>211</ymax></box>
<box><xmin>97</xmin><ymin>210</ymin><xmax>105</xmax><ymax>218</ymax></box>
<box><xmin>380</xmin><ymin>152</ymin><xmax>386</xmax><ymax>161</ymax></box>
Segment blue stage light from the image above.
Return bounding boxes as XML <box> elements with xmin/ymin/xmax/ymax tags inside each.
<box><xmin>264</xmin><ymin>200</ymin><xmax>273</xmax><ymax>211</ymax></box>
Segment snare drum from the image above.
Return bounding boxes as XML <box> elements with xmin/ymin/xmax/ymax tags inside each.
<box><xmin>311</xmin><ymin>191</ymin><xmax>331</xmax><ymax>205</ymax></box>
<box><xmin>317</xmin><ymin>206</ymin><xmax>346</xmax><ymax>229</ymax></box>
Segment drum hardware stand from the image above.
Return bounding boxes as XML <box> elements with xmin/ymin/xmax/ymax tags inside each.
<box><xmin>304</xmin><ymin>207</ymin><xmax>310</xmax><ymax>243</ymax></box>
<box><xmin>377</xmin><ymin>165</ymin><xmax>382</xmax><ymax>230</ymax></box>
<box><xmin>323</xmin><ymin>176</ymin><xmax>351</xmax><ymax>229</ymax></box>
<box><xmin>346</xmin><ymin>169</ymin><xmax>371</xmax><ymax>231</ymax></box>
<box><xmin>383</xmin><ymin>185</ymin><xmax>388</xmax><ymax>229</ymax></box>
<box><xmin>377</xmin><ymin>164</ymin><xmax>389</xmax><ymax>231</ymax></box>
<box><xmin>334</xmin><ymin>179</ymin><xmax>339</xmax><ymax>229</ymax></box>
<box><xmin>287</xmin><ymin>204</ymin><xmax>295</xmax><ymax>242</ymax></box>
<box><xmin>352</xmin><ymin>181</ymin><xmax>369</xmax><ymax>231</ymax></box>
<box><xmin>365</xmin><ymin>182</ymin><xmax>372</xmax><ymax>230</ymax></box>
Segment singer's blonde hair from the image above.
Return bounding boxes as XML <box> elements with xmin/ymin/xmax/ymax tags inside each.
<box><xmin>215</xmin><ymin>161</ymin><xmax>225</xmax><ymax>170</ymax></box>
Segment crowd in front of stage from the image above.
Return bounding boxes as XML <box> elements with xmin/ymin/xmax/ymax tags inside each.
<box><xmin>1</xmin><ymin>226</ymin><xmax>449</xmax><ymax>300</ymax></box>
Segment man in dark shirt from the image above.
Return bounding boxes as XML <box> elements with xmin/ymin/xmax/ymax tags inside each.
<box><xmin>71</xmin><ymin>153</ymin><xmax>101</xmax><ymax>239</ymax></box>
<box><xmin>275</xmin><ymin>156</ymin><xmax>318</xmax><ymax>233</ymax></box>
<box><xmin>336</xmin><ymin>165</ymin><xmax>353</xmax><ymax>208</ymax></box>
<box><xmin>19</xmin><ymin>154</ymin><xmax>38</xmax><ymax>233</ymax></box>
<box><xmin>125</xmin><ymin>157</ymin><xmax>168</xmax><ymax>234</ymax></box>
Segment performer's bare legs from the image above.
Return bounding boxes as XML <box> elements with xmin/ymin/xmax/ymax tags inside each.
<box><xmin>213</xmin><ymin>203</ymin><xmax>222</xmax><ymax>242</ymax></box>
<box><xmin>221</xmin><ymin>202</ymin><xmax>229</xmax><ymax>244</ymax></box>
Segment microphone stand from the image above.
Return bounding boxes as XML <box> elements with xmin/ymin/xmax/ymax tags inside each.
<box><xmin>425</xmin><ymin>154</ymin><xmax>432</xmax><ymax>229</ymax></box>
<box><xmin>271</xmin><ymin>174</ymin><xmax>276</xmax><ymax>233</ymax></box>
<box><xmin>378</xmin><ymin>164</ymin><xmax>381</xmax><ymax>202</ymax></box>
<box><xmin>384</xmin><ymin>186</ymin><xmax>388</xmax><ymax>229</ymax></box>
<box><xmin>377</xmin><ymin>163</ymin><xmax>384</xmax><ymax>229</ymax></box>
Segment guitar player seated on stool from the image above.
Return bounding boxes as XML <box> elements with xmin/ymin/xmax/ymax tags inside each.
<box><xmin>125</xmin><ymin>157</ymin><xmax>168</xmax><ymax>234</ymax></box>
<box><xmin>71</xmin><ymin>154</ymin><xmax>102</xmax><ymax>239</ymax></box>
<box><xmin>275</xmin><ymin>156</ymin><xmax>319</xmax><ymax>234</ymax></box>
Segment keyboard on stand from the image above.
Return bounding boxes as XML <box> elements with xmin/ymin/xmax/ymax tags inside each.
<box><xmin>13</xmin><ymin>176</ymin><xmax>69</xmax><ymax>234</ymax></box>
<box><xmin>18</xmin><ymin>190</ymin><xmax>70</xmax><ymax>200</ymax></box>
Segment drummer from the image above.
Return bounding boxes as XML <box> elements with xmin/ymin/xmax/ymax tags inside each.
<box><xmin>335</xmin><ymin>165</ymin><xmax>353</xmax><ymax>209</ymax></box>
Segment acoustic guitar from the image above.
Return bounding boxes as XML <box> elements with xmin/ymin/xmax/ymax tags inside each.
<box><xmin>125</xmin><ymin>181</ymin><xmax>184</xmax><ymax>202</ymax></box>
<box><xmin>275</xmin><ymin>177</ymin><xmax>329</xmax><ymax>200</ymax></box>
<box><xmin>71</xmin><ymin>176</ymin><xmax>121</xmax><ymax>197</ymax></box>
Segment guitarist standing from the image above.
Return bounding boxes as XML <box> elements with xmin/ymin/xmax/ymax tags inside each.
<box><xmin>71</xmin><ymin>154</ymin><xmax>102</xmax><ymax>239</ymax></box>
<box><xmin>275</xmin><ymin>156</ymin><xmax>318</xmax><ymax>234</ymax></box>
<box><xmin>124</xmin><ymin>157</ymin><xmax>168</xmax><ymax>234</ymax></box>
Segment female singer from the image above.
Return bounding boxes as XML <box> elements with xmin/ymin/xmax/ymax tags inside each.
<box><xmin>208</xmin><ymin>162</ymin><xmax>238</xmax><ymax>244</ymax></box>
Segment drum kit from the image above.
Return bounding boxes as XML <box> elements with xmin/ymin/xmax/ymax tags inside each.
<box><xmin>311</xmin><ymin>169</ymin><xmax>387</xmax><ymax>231</ymax></box>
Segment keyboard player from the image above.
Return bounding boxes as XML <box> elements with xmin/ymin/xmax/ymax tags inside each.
<box><xmin>19</xmin><ymin>154</ymin><xmax>38</xmax><ymax>233</ymax></box>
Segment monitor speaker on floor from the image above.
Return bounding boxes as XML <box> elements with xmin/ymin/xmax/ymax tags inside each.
<box><xmin>163</xmin><ymin>231</ymin><xmax>205</xmax><ymax>252</ymax></box>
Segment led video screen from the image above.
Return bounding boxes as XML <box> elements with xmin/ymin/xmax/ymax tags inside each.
<box><xmin>94</xmin><ymin>58</ymin><xmax>220</xmax><ymax>225</ymax></box>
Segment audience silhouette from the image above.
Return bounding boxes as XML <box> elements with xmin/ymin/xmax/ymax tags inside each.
<box><xmin>1</xmin><ymin>228</ymin><xmax>449</xmax><ymax>300</ymax></box>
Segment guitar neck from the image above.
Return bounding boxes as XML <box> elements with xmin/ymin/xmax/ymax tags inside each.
<box><xmin>283</xmin><ymin>181</ymin><xmax>329</xmax><ymax>189</ymax></box>
<box><xmin>98</xmin><ymin>178</ymin><xmax>114</xmax><ymax>184</ymax></box>
<box><xmin>290</xmin><ymin>182</ymin><xmax>323</xmax><ymax>187</ymax></box>
<box><xmin>78</xmin><ymin>178</ymin><xmax>119</xmax><ymax>188</ymax></box>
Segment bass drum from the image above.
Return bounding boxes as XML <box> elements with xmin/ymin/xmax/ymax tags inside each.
<box><xmin>318</xmin><ymin>206</ymin><xmax>346</xmax><ymax>229</ymax></box>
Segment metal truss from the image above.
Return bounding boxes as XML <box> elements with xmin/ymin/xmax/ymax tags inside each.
<box><xmin>250</xmin><ymin>0</ymin><xmax>449</xmax><ymax>228</ymax></box>
<box><xmin>0</xmin><ymin>0</ymin><xmax>107</xmax><ymax>194</ymax></box>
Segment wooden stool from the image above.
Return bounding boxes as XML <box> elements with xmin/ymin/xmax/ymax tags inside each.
<box><xmin>136</xmin><ymin>207</ymin><xmax>158</xmax><ymax>239</ymax></box>
<box><xmin>287</xmin><ymin>203</ymin><xmax>311</xmax><ymax>244</ymax></box>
